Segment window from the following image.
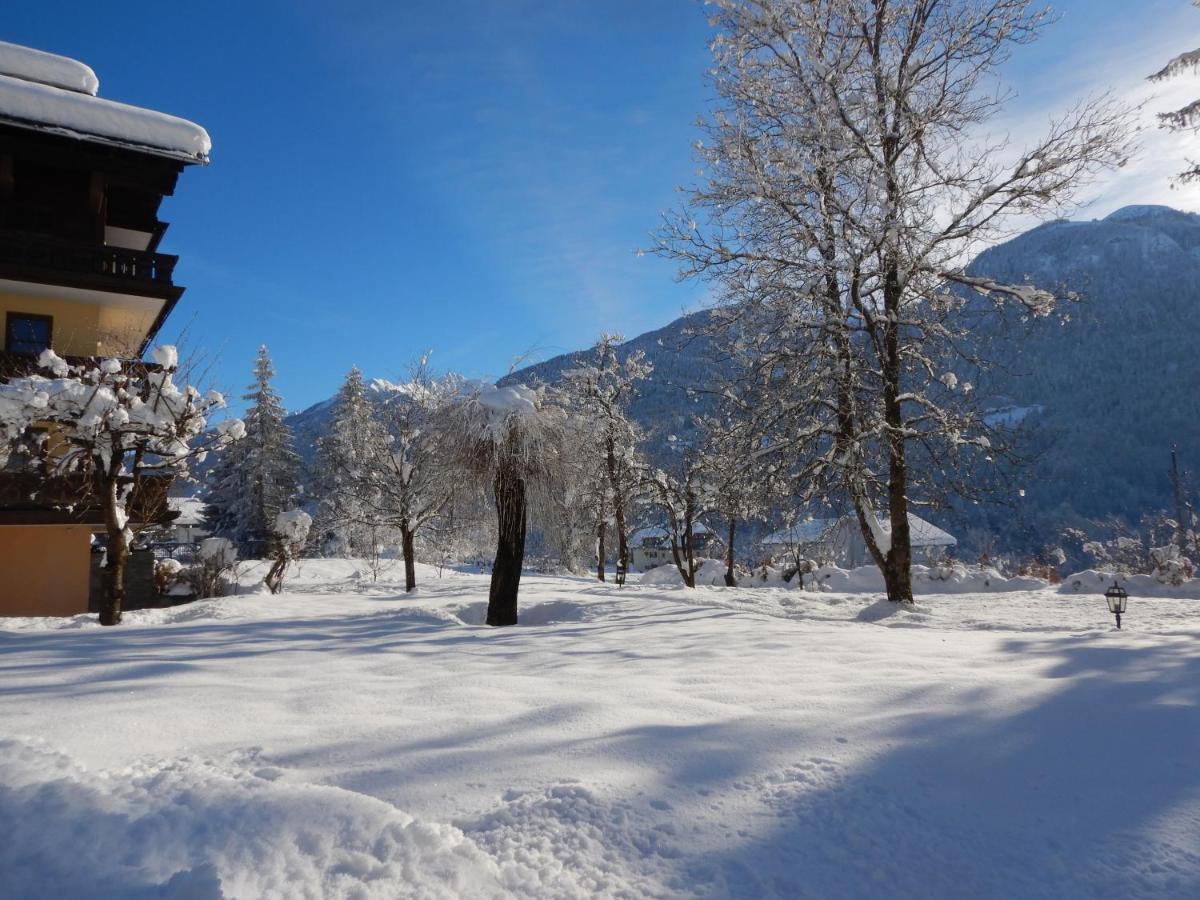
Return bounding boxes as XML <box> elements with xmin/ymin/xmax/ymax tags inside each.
<box><xmin>5</xmin><ymin>313</ymin><xmax>52</xmax><ymax>355</ymax></box>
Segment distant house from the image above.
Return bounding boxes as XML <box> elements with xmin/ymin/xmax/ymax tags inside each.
<box><xmin>165</xmin><ymin>497</ymin><xmax>210</xmax><ymax>544</ymax></box>
<box><xmin>762</xmin><ymin>512</ymin><xmax>956</xmax><ymax>567</ymax></box>
<box><xmin>629</xmin><ymin>522</ymin><xmax>719</xmax><ymax>572</ymax></box>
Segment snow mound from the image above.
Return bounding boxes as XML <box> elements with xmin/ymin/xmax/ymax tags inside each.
<box><xmin>812</xmin><ymin>564</ymin><xmax>1046</xmax><ymax>595</ymax></box>
<box><xmin>460</xmin><ymin>783</ymin><xmax>677</xmax><ymax>897</ymax></box>
<box><xmin>0</xmin><ymin>738</ymin><xmax>513</xmax><ymax>899</ymax></box>
<box><xmin>1059</xmin><ymin>569</ymin><xmax>1200</xmax><ymax>599</ymax></box>
<box><xmin>856</xmin><ymin>598</ymin><xmax>933</xmax><ymax>623</ymax></box>
<box><xmin>636</xmin><ymin>559</ymin><xmax>728</xmax><ymax>587</ymax></box>
<box><xmin>449</xmin><ymin>598</ymin><xmax>616</xmax><ymax>627</ymax></box>
<box><xmin>637</xmin><ymin>565</ymin><xmax>684</xmax><ymax>586</ymax></box>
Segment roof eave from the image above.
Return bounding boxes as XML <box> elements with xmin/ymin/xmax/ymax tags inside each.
<box><xmin>0</xmin><ymin>113</ymin><xmax>208</xmax><ymax>165</ymax></box>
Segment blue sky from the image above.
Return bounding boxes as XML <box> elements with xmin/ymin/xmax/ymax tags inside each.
<box><xmin>5</xmin><ymin>1</ymin><xmax>1199</xmax><ymax>412</ymax></box>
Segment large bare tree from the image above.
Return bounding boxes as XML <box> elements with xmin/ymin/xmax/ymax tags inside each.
<box><xmin>656</xmin><ymin>0</ymin><xmax>1132</xmax><ymax>601</ymax></box>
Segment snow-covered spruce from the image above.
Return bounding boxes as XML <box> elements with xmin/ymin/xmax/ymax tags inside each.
<box><xmin>206</xmin><ymin>345</ymin><xmax>301</xmax><ymax>557</ymax></box>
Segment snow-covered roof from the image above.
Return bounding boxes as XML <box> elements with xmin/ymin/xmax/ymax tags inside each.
<box><xmin>630</xmin><ymin>522</ymin><xmax>713</xmax><ymax>547</ymax></box>
<box><xmin>0</xmin><ymin>42</ymin><xmax>209</xmax><ymax>163</ymax></box>
<box><xmin>879</xmin><ymin>514</ymin><xmax>956</xmax><ymax>547</ymax></box>
<box><xmin>167</xmin><ymin>496</ymin><xmax>209</xmax><ymax>527</ymax></box>
<box><xmin>763</xmin><ymin>513</ymin><xmax>956</xmax><ymax>548</ymax></box>
<box><xmin>0</xmin><ymin>41</ymin><xmax>98</xmax><ymax>95</ymax></box>
<box><xmin>761</xmin><ymin>520</ymin><xmax>837</xmax><ymax>546</ymax></box>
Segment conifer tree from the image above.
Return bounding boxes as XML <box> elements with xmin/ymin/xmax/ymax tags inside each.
<box><xmin>206</xmin><ymin>345</ymin><xmax>300</xmax><ymax>554</ymax></box>
<box><xmin>311</xmin><ymin>367</ymin><xmax>385</xmax><ymax>557</ymax></box>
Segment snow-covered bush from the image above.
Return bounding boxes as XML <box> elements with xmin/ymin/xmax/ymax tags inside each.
<box><xmin>153</xmin><ymin>558</ymin><xmax>184</xmax><ymax>596</ymax></box>
<box><xmin>1150</xmin><ymin>543</ymin><xmax>1194</xmax><ymax>585</ymax></box>
<box><xmin>265</xmin><ymin>509</ymin><xmax>312</xmax><ymax>594</ymax></box>
<box><xmin>0</xmin><ymin>347</ymin><xmax>242</xmax><ymax>624</ymax></box>
<box><xmin>189</xmin><ymin>537</ymin><xmax>239</xmax><ymax>599</ymax></box>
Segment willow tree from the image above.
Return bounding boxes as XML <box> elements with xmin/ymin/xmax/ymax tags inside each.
<box><xmin>656</xmin><ymin>0</ymin><xmax>1132</xmax><ymax>602</ymax></box>
<box><xmin>442</xmin><ymin>382</ymin><xmax>566</xmax><ymax>625</ymax></box>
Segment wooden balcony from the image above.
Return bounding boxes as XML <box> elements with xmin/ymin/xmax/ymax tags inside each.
<box><xmin>0</xmin><ymin>468</ymin><xmax>175</xmax><ymax>526</ymax></box>
<box><xmin>0</xmin><ymin>229</ymin><xmax>181</xmax><ymax>299</ymax></box>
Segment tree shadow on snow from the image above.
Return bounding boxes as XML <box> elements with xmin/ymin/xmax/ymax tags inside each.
<box><xmin>689</xmin><ymin>635</ymin><xmax>1200</xmax><ymax>900</ymax></box>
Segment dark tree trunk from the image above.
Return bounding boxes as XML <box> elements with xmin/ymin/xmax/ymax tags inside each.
<box><xmin>488</xmin><ymin>465</ymin><xmax>526</xmax><ymax>626</ymax></box>
<box><xmin>265</xmin><ymin>547</ymin><xmax>286</xmax><ymax>593</ymax></box>
<box><xmin>669</xmin><ymin>533</ymin><xmax>695</xmax><ymax>588</ymax></box>
<box><xmin>99</xmin><ymin>475</ymin><xmax>127</xmax><ymax>626</ymax></box>
<box><xmin>604</xmin><ymin>436</ymin><xmax>630</xmax><ymax>578</ymax></box>
<box><xmin>596</xmin><ymin>517</ymin><xmax>606</xmax><ymax>582</ymax></box>
<box><xmin>401</xmin><ymin>523</ymin><xmax>417</xmax><ymax>593</ymax></box>
<box><xmin>725</xmin><ymin>518</ymin><xmax>737</xmax><ymax>587</ymax></box>
<box><xmin>881</xmin><ymin>256</ymin><xmax>915</xmax><ymax>603</ymax></box>
<box><xmin>615</xmin><ymin>521</ymin><xmax>629</xmax><ymax>581</ymax></box>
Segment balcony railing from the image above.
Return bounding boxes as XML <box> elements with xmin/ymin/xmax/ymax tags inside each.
<box><xmin>0</xmin><ymin>468</ymin><xmax>174</xmax><ymax>525</ymax></box>
<box><xmin>0</xmin><ymin>350</ymin><xmax>156</xmax><ymax>380</ymax></box>
<box><xmin>0</xmin><ymin>229</ymin><xmax>178</xmax><ymax>291</ymax></box>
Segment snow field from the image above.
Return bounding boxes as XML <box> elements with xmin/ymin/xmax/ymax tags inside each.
<box><xmin>1</xmin><ymin>559</ymin><xmax>1198</xmax><ymax>898</ymax></box>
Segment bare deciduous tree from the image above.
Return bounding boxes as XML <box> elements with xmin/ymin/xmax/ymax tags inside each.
<box><xmin>656</xmin><ymin>0</ymin><xmax>1133</xmax><ymax>601</ymax></box>
<box><xmin>561</xmin><ymin>334</ymin><xmax>652</xmax><ymax>580</ymax></box>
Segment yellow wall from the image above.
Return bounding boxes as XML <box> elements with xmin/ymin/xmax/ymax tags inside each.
<box><xmin>0</xmin><ymin>524</ymin><xmax>92</xmax><ymax>616</ymax></box>
<box><xmin>0</xmin><ymin>288</ymin><xmax>159</xmax><ymax>357</ymax></box>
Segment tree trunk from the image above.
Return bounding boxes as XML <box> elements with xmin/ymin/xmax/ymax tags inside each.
<box><xmin>488</xmin><ymin>465</ymin><xmax>526</xmax><ymax>626</ymax></box>
<box><xmin>99</xmin><ymin>475</ymin><xmax>127</xmax><ymax>626</ymax></box>
<box><xmin>881</xmin><ymin>256</ymin><xmax>915</xmax><ymax>603</ymax></box>
<box><xmin>725</xmin><ymin>518</ymin><xmax>737</xmax><ymax>587</ymax></box>
<box><xmin>265</xmin><ymin>550</ymin><xmax>286</xmax><ymax>593</ymax></box>
<box><xmin>605</xmin><ymin>436</ymin><xmax>630</xmax><ymax>578</ymax></box>
<box><xmin>596</xmin><ymin>517</ymin><xmax>606</xmax><ymax>582</ymax></box>
<box><xmin>401</xmin><ymin>523</ymin><xmax>417</xmax><ymax>592</ymax></box>
<box><xmin>669</xmin><ymin>530</ymin><xmax>696</xmax><ymax>588</ymax></box>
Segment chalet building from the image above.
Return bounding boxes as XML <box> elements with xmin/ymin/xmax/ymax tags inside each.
<box><xmin>0</xmin><ymin>41</ymin><xmax>209</xmax><ymax>616</ymax></box>
<box><xmin>629</xmin><ymin>523</ymin><xmax>718</xmax><ymax>573</ymax></box>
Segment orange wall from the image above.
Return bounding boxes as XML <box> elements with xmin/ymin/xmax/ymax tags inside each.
<box><xmin>0</xmin><ymin>288</ymin><xmax>160</xmax><ymax>357</ymax></box>
<box><xmin>0</xmin><ymin>525</ymin><xmax>91</xmax><ymax>616</ymax></box>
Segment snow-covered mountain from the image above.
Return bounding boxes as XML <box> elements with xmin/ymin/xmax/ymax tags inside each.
<box><xmin>285</xmin><ymin>204</ymin><xmax>1200</xmax><ymax>551</ymax></box>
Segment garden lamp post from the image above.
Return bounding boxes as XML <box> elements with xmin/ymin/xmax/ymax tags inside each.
<box><xmin>1105</xmin><ymin>582</ymin><xmax>1128</xmax><ymax>630</ymax></box>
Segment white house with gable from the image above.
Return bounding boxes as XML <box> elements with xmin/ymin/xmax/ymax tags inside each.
<box><xmin>762</xmin><ymin>512</ymin><xmax>956</xmax><ymax>567</ymax></box>
<box><xmin>629</xmin><ymin>523</ymin><xmax>719</xmax><ymax>572</ymax></box>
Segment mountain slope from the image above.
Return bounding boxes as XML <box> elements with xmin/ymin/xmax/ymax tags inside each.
<box><xmin>963</xmin><ymin>205</ymin><xmax>1200</xmax><ymax>532</ymax></box>
<box><xmin>282</xmin><ymin>205</ymin><xmax>1200</xmax><ymax>551</ymax></box>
